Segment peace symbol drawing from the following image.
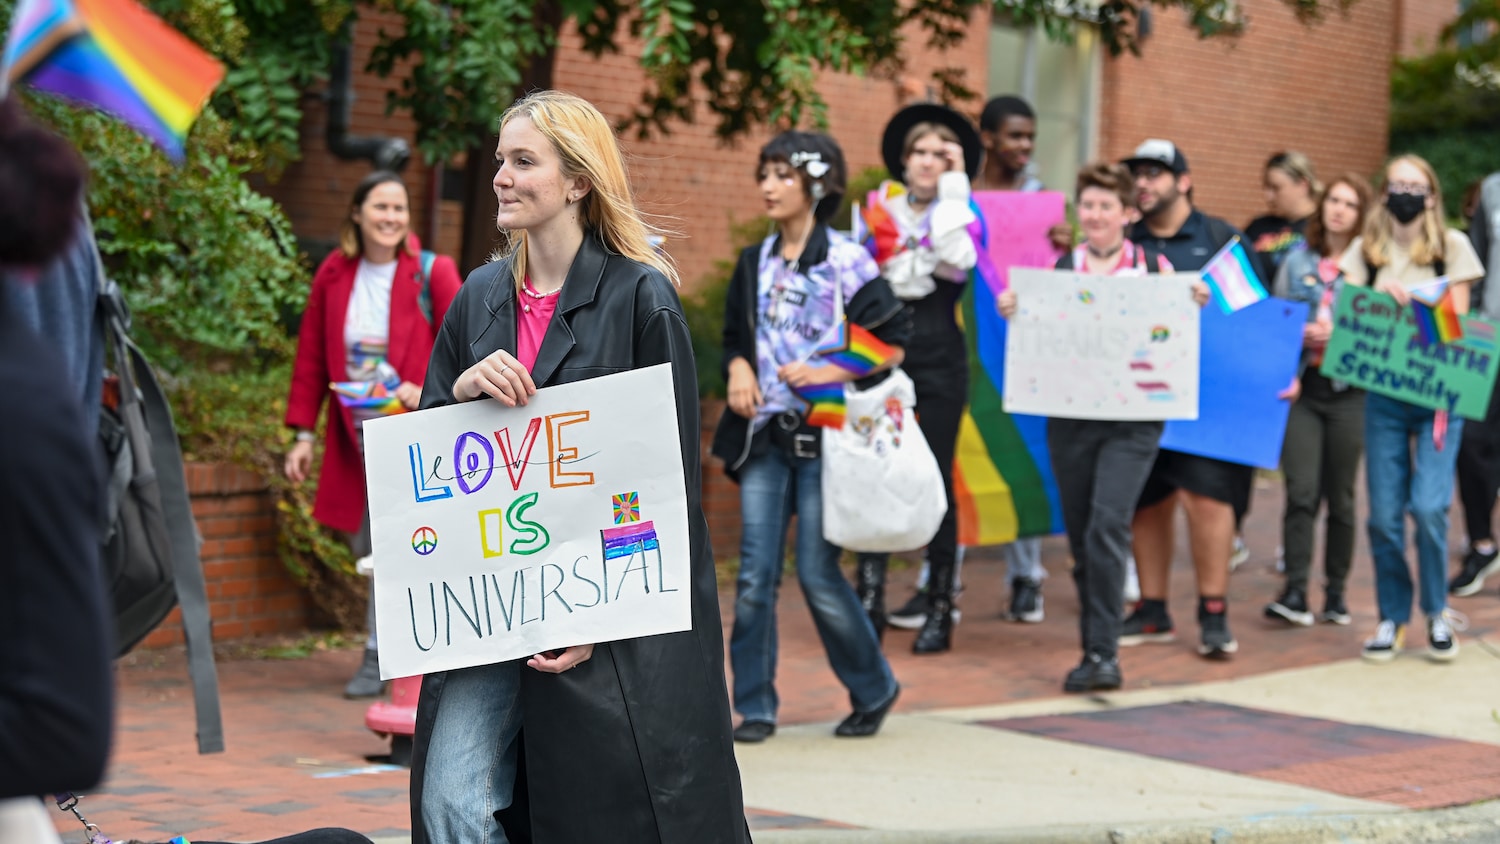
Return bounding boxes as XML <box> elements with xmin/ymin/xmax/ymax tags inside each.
<box><xmin>411</xmin><ymin>526</ymin><xmax>439</xmax><ymax>556</ymax></box>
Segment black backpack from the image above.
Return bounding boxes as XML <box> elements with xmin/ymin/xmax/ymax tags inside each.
<box><xmin>98</xmin><ymin>277</ymin><xmax>223</xmax><ymax>753</ymax></box>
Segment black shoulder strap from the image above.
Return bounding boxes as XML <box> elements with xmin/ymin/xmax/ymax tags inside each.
<box><xmin>1204</xmin><ymin>215</ymin><xmax>1236</xmax><ymax>251</ymax></box>
<box><xmin>1055</xmin><ymin>251</ymin><xmax>1075</xmax><ymax>271</ymax></box>
<box><xmin>100</xmin><ymin>276</ymin><xmax>224</xmax><ymax>755</ymax></box>
<box><xmin>1141</xmin><ymin>244</ymin><xmax>1165</xmax><ymax>274</ymax></box>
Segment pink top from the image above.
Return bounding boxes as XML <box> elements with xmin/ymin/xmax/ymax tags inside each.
<box><xmin>516</xmin><ymin>277</ymin><xmax>559</xmax><ymax>371</ymax></box>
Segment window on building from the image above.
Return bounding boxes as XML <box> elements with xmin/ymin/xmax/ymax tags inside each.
<box><xmin>1457</xmin><ymin>0</ymin><xmax>1490</xmax><ymax>49</ymax></box>
<box><xmin>986</xmin><ymin>21</ymin><xmax>1101</xmax><ymax>192</ymax></box>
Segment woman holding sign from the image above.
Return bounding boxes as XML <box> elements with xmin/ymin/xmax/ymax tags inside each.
<box><xmin>998</xmin><ymin>162</ymin><xmax>1205</xmax><ymax>693</ymax></box>
<box><xmin>711</xmin><ymin>130</ymin><xmax>908</xmax><ymax>743</ymax></box>
<box><xmin>411</xmin><ymin>92</ymin><xmax>749</xmax><ymax>843</ymax></box>
<box><xmin>1338</xmin><ymin>155</ymin><xmax>1483</xmax><ymax>663</ymax></box>
<box><xmin>1263</xmin><ymin>174</ymin><xmax>1372</xmax><ymax>629</ymax></box>
<box><xmin>283</xmin><ymin>171</ymin><xmax>462</xmax><ymax>699</ymax></box>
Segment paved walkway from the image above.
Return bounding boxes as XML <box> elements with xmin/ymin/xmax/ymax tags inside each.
<box><xmin>50</xmin><ymin>477</ymin><xmax>1500</xmax><ymax>843</ymax></box>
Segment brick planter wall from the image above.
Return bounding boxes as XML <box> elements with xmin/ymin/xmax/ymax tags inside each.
<box><xmin>139</xmin><ymin>463</ymin><xmax>311</xmax><ymax>648</ymax></box>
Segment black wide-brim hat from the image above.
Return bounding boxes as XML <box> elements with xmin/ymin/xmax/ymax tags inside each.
<box><xmin>880</xmin><ymin>103</ymin><xmax>983</xmax><ymax>182</ymax></box>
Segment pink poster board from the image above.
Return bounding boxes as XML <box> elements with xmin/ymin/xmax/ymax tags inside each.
<box><xmin>972</xmin><ymin>191</ymin><xmax>1067</xmax><ymax>291</ymax></box>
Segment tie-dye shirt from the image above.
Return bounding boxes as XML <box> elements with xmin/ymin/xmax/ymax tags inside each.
<box><xmin>753</xmin><ymin>227</ymin><xmax>880</xmax><ymax>429</ymax></box>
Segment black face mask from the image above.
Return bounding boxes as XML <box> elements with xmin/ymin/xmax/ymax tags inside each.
<box><xmin>1386</xmin><ymin>192</ymin><xmax>1426</xmax><ymax>225</ymax></box>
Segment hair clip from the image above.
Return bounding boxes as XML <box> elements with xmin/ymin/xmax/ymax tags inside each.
<box><xmin>789</xmin><ymin>151</ymin><xmax>828</xmax><ymax>179</ymax></box>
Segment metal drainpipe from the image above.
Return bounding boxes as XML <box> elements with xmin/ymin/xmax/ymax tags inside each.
<box><xmin>325</xmin><ymin>18</ymin><xmax>411</xmax><ymax>172</ymax></box>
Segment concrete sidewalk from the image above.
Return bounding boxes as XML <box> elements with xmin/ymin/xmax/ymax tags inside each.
<box><xmin>51</xmin><ymin>477</ymin><xmax>1500</xmax><ymax>843</ymax></box>
<box><xmin>743</xmin><ymin>651</ymin><xmax>1500</xmax><ymax>842</ymax></box>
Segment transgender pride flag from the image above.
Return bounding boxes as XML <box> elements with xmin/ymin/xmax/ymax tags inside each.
<box><xmin>1201</xmin><ymin>236</ymin><xmax>1268</xmax><ymax>314</ymax></box>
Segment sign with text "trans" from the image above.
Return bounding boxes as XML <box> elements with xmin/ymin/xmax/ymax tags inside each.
<box><xmin>363</xmin><ymin>364</ymin><xmax>692</xmax><ymax>678</ymax></box>
<box><xmin>1002</xmin><ymin>268</ymin><xmax>1201</xmax><ymax>421</ymax></box>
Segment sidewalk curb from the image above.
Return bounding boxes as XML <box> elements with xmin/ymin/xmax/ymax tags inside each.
<box><xmin>753</xmin><ymin>800</ymin><xmax>1500</xmax><ymax>843</ymax></box>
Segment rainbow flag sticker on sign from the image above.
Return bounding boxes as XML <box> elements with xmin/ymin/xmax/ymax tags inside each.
<box><xmin>1409</xmin><ymin>277</ymin><xmax>1464</xmax><ymax>346</ymax></box>
<box><xmin>3</xmin><ymin>0</ymin><xmax>225</xmax><ymax>161</ymax></box>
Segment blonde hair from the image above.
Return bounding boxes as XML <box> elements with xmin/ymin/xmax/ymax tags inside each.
<box><xmin>1265</xmin><ymin>150</ymin><xmax>1322</xmax><ymax>197</ymax></box>
<box><xmin>495</xmin><ymin>90</ymin><xmax>678</xmax><ymax>288</ymax></box>
<box><xmin>1362</xmin><ymin>154</ymin><xmax>1447</xmax><ymax>269</ymax></box>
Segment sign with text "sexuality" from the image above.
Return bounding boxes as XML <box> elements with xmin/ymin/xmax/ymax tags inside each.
<box><xmin>363</xmin><ymin>364</ymin><xmax>692</xmax><ymax>678</ymax></box>
<box><xmin>1319</xmin><ymin>286</ymin><xmax>1500</xmax><ymax>420</ymax></box>
<box><xmin>1002</xmin><ymin>268</ymin><xmax>1202</xmax><ymax>421</ymax></box>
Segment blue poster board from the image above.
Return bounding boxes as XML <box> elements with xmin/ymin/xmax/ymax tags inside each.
<box><xmin>1160</xmin><ymin>297</ymin><xmax>1307</xmax><ymax>469</ymax></box>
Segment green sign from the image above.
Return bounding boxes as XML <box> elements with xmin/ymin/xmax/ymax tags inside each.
<box><xmin>1320</xmin><ymin>285</ymin><xmax>1500</xmax><ymax>420</ymax></box>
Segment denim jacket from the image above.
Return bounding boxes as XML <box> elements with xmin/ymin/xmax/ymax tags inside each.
<box><xmin>1274</xmin><ymin>244</ymin><xmax>1351</xmax><ymax>391</ymax></box>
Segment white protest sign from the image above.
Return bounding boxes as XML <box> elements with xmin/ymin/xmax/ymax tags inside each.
<box><xmin>1002</xmin><ymin>268</ymin><xmax>1201</xmax><ymax>421</ymax></box>
<box><xmin>362</xmin><ymin>364</ymin><xmax>693</xmax><ymax>679</ymax></box>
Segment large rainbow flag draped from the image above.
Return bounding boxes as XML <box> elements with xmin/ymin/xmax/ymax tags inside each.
<box><xmin>953</xmin><ymin>230</ymin><xmax>1065</xmax><ymax>546</ymax></box>
<box><xmin>855</xmin><ymin>188</ymin><xmax>1066</xmax><ymax>546</ymax></box>
<box><xmin>3</xmin><ymin>0</ymin><xmax>225</xmax><ymax>160</ymax></box>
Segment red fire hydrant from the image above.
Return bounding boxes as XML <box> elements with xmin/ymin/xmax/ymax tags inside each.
<box><xmin>365</xmin><ymin>674</ymin><xmax>421</xmax><ymax>766</ymax></box>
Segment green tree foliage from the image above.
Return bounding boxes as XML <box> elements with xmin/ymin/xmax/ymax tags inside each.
<box><xmin>1389</xmin><ymin>5</ymin><xmax>1500</xmax><ymax>217</ymax></box>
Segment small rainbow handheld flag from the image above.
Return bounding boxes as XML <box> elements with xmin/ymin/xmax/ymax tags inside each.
<box><xmin>331</xmin><ymin>381</ymin><xmax>407</xmax><ymax>416</ymax></box>
<box><xmin>1200</xmin><ymin>236</ymin><xmax>1268</xmax><ymax>314</ymax></box>
<box><xmin>3</xmin><ymin>0</ymin><xmax>226</xmax><ymax>161</ymax></box>
<box><xmin>815</xmin><ymin>320</ymin><xmax>896</xmax><ymax>377</ymax></box>
<box><xmin>1409</xmin><ymin>277</ymin><xmax>1464</xmax><ymax>346</ymax></box>
<box><xmin>795</xmin><ymin>380</ymin><xmax>846</xmax><ymax>429</ymax></box>
<box><xmin>861</xmin><ymin>183</ymin><xmax>908</xmax><ymax>265</ymax></box>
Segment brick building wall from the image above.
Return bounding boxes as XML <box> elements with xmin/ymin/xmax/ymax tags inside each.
<box><xmin>1097</xmin><ymin>0</ymin><xmax>1397</xmax><ymax>233</ymax></box>
<box><xmin>1397</xmin><ymin>0</ymin><xmax>1459</xmax><ymax>57</ymax></box>
<box><xmin>142</xmin><ymin>464</ymin><xmax>311</xmax><ymax>648</ymax></box>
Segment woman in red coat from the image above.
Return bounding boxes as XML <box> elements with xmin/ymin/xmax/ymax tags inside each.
<box><xmin>283</xmin><ymin>170</ymin><xmax>461</xmax><ymax>697</ymax></box>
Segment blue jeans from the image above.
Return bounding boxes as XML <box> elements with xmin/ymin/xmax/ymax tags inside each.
<box><xmin>1363</xmin><ymin>393</ymin><xmax>1463</xmax><ymax>625</ymax></box>
<box><xmin>422</xmin><ymin>660</ymin><xmax>522</xmax><ymax>844</ymax></box>
<box><xmin>729</xmin><ymin>449</ymin><xmax>898</xmax><ymax>724</ymax></box>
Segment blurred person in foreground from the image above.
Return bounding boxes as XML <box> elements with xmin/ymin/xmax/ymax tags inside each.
<box><xmin>0</xmin><ymin>93</ymin><xmax>113</xmax><ymax>812</ymax></box>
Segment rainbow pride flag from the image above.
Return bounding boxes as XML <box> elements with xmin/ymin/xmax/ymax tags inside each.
<box><xmin>952</xmin><ymin>213</ymin><xmax>1064</xmax><ymax>546</ymax></box>
<box><xmin>1409</xmin><ymin>277</ymin><xmax>1464</xmax><ymax>346</ymax></box>
<box><xmin>3</xmin><ymin>0</ymin><xmax>225</xmax><ymax>160</ymax></box>
<box><xmin>795</xmin><ymin>380</ymin><xmax>846</xmax><ymax>429</ymax></box>
<box><xmin>815</xmin><ymin>320</ymin><xmax>896</xmax><ymax>377</ymax></box>
<box><xmin>1200</xmin><ymin>236</ymin><xmax>1267</xmax><ymax>314</ymax></box>
<box><xmin>331</xmin><ymin>380</ymin><xmax>407</xmax><ymax>416</ymax></box>
<box><xmin>861</xmin><ymin>183</ymin><xmax>909</xmax><ymax>265</ymax></box>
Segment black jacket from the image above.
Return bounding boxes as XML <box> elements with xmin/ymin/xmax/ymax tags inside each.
<box><xmin>710</xmin><ymin>224</ymin><xmax>912</xmax><ymax>476</ymax></box>
<box><xmin>411</xmin><ymin>234</ymin><xmax>749</xmax><ymax>844</ymax></box>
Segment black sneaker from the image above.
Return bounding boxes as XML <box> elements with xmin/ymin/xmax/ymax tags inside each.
<box><xmin>887</xmin><ymin>590</ymin><xmax>930</xmax><ymax>630</ymax></box>
<box><xmin>1449</xmin><ymin>546</ymin><xmax>1500</xmax><ymax>597</ymax></box>
<box><xmin>1264</xmin><ymin>587</ymin><xmax>1315</xmax><ymax>626</ymax></box>
<box><xmin>732</xmin><ymin>720</ymin><xmax>776</xmax><ymax>743</ymax></box>
<box><xmin>1008</xmin><ymin>577</ymin><xmax>1044</xmax><ymax>623</ymax></box>
<box><xmin>1321</xmin><ymin>591</ymin><xmax>1352</xmax><ymax>626</ymax></box>
<box><xmin>1198</xmin><ymin>598</ymin><xmax>1238</xmax><ymax>659</ymax></box>
<box><xmin>1063</xmin><ymin>652</ymin><xmax>1122</xmax><ymax>693</ymax></box>
<box><xmin>1119</xmin><ymin>602</ymin><xmax>1175</xmax><ymax>646</ymax></box>
<box><xmin>1426</xmin><ymin>611</ymin><xmax>1464</xmax><ymax>663</ymax></box>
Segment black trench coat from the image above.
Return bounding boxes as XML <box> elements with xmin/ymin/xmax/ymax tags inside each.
<box><xmin>409</xmin><ymin>233</ymin><xmax>751</xmax><ymax>844</ymax></box>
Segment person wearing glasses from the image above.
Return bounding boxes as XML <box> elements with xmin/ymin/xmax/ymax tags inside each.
<box><xmin>1337</xmin><ymin>155</ymin><xmax>1483</xmax><ymax>663</ymax></box>
<box><xmin>1119</xmin><ymin>139</ymin><xmax>1259</xmax><ymax>660</ymax></box>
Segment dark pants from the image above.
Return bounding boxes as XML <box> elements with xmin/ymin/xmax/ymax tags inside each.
<box><xmin>1458</xmin><ymin>382</ymin><xmax>1500</xmax><ymax>545</ymax></box>
<box><xmin>1049</xmin><ymin>418</ymin><xmax>1163</xmax><ymax>659</ymax></box>
<box><xmin>903</xmin><ymin>358</ymin><xmax>967</xmax><ymax>599</ymax></box>
<box><xmin>1280</xmin><ymin>374</ymin><xmax>1364</xmax><ymax>594</ymax></box>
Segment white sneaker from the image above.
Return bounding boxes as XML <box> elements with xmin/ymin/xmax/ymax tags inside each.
<box><xmin>1122</xmin><ymin>556</ymin><xmax>1141</xmax><ymax>604</ymax></box>
<box><xmin>1361</xmin><ymin>620</ymin><xmax>1405</xmax><ymax>663</ymax></box>
<box><xmin>355</xmin><ymin>554</ymin><xmax>375</xmax><ymax>576</ymax></box>
<box><xmin>1229</xmin><ymin>535</ymin><xmax>1250</xmax><ymax>571</ymax></box>
<box><xmin>1427</xmin><ymin>610</ymin><xmax>1467</xmax><ymax>663</ymax></box>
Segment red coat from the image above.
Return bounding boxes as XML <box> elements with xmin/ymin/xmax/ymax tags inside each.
<box><xmin>285</xmin><ymin>241</ymin><xmax>462</xmax><ymax>533</ymax></box>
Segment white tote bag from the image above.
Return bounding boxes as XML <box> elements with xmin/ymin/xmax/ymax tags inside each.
<box><xmin>821</xmin><ymin>368</ymin><xmax>947</xmax><ymax>552</ymax></box>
